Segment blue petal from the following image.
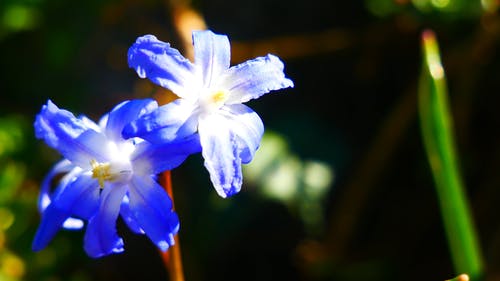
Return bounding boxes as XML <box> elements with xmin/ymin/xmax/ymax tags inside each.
<box><xmin>220</xmin><ymin>104</ymin><xmax>264</xmax><ymax>164</ymax></box>
<box><xmin>192</xmin><ymin>30</ymin><xmax>230</xmax><ymax>88</ymax></box>
<box><xmin>39</xmin><ymin>160</ymin><xmax>86</xmax><ymax>230</ymax></box>
<box><xmin>119</xmin><ymin>194</ymin><xmax>144</xmax><ymax>234</ymax></box>
<box><xmin>32</xmin><ymin>203</ymin><xmax>71</xmax><ymax>251</ymax></box>
<box><xmin>198</xmin><ymin>114</ymin><xmax>242</xmax><ymax>198</ymax></box>
<box><xmin>128</xmin><ymin>35</ymin><xmax>198</xmax><ymax>99</ymax></box>
<box><xmin>128</xmin><ymin>175</ymin><xmax>179</xmax><ymax>251</ymax></box>
<box><xmin>32</xmin><ymin>173</ymin><xmax>99</xmax><ymax>251</ymax></box>
<box><xmin>122</xmin><ymin>98</ymin><xmax>198</xmax><ymax>143</ymax></box>
<box><xmin>51</xmin><ymin>173</ymin><xmax>100</xmax><ymax>220</ymax></box>
<box><xmin>131</xmin><ymin>134</ymin><xmax>201</xmax><ymax>175</ymax></box>
<box><xmin>105</xmin><ymin>99</ymin><xmax>158</xmax><ymax>142</ymax></box>
<box><xmin>38</xmin><ymin>159</ymin><xmax>74</xmax><ymax>212</ymax></box>
<box><xmin>35</xmin><ymin>100</ymin><xmax>111</xmax><ymax>168</ymax></box>
<box><xmin>222</xmin><ymin>54</ymin><xmax>294</xmax><ymax>104</ymax></box>
<box><xmin>84</xmin><ymin>184</ymin><xmax>127</xmax><ymax>258</ymax></box>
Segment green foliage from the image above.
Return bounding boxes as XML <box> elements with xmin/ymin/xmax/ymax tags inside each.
<box><xmin>418</xmin><ymin>30</ymin><xmax>483</xmax><ymax>279</ymax></box>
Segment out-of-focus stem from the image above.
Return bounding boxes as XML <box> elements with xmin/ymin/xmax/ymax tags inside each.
<box><xmin>160</xmin><ymin>170</ymin><xmax>185</xmax><ymax>281</ymax></box>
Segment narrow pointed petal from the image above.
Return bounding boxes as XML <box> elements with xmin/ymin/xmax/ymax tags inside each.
<box><xmin>80</xmin><ymin>115</ymin><xmax>103</xmax><ymax>132</ymax></box>
<box><xmin>122</xmin><ymin>99</ymin><xmax>198</xmax><ymax>143</ymax></box>
<box><xmin>220</xmin><ymin>104</ymin><xmax>264</xmax><ymax>164</ymax></box>
<box><xmin>35</xmin><ymin>100</ymin><xmax>111</xmax><ymax>168</ymax></box>
<box><xmin>198</xmin><ymin>114</ymin><xmax>242</xmax><ymax>198</ymax></box>
<box><xmin>128</xmin><ymin>176</ymin><xmax>179</xmax><ymax>251</ymax></box>
<box><xmin>128</xmin><ymin>35</ymin><xmax>198</xmax><ymax>99</ymax></box>
<box><xmin>39</xmin><ymin>161</ymin><xmax>86</xmax><ymax>230</ymax></box>
<box><xmin>51</xmin><ymin>173</ymin><xmax>100</xmax><ymax>220</ymax></box>
<box><xmin>38</xmin><ymin>159</ymin><xmax>74</xmax><ymax>212</ymax></box>
<box><xmin>193</xmin><ymin>30</ymin><xmax>230</xmax><ymax>87</ymax></box>
<box><xmin>120</xmin><ymin>195</ymin><xmax>144</xmax><ymax>234</ymax></box>
<box><xmin>32</xmin><ymin>204</ymin><xmax>71</xmax><ymax>251</ymax></box>
<box><xmin>105</xmin><ymin>99</ymin><xmax>158</xmax><ymax>142</ymax></box>
<box><xmin>32</xmin><ymin>174</ymin><xmax>99</xmax><ymax>251</ymax></box>
<box><xmin>84</xmin><ymin>184</ymin><xmax>127</xmax><ymax>258</ymax></box>
<box><xmin>132</xmin><ymin>134</ymin><xmax>201</xmax><ymax>175</ymax></box>
<box><xmin>222</xmin><ymin>54</ymin><xmax>294</xmax><ymax>104</ymax></box>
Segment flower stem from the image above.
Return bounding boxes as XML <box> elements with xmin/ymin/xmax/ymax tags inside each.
<box><xmin>160</xmin><ymin>170</ymin><xmax>185</xmax><ymax>281</ymax></box>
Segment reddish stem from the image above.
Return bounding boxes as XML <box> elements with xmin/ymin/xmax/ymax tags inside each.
<box><xmin>160</xmin><ymin>170</ymin><xmax>185</xmax><ymax>281</ymax></box>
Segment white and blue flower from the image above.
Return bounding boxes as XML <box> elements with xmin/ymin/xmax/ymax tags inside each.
<box><xmin>33</xmin><ymin>99</ymin><xmax>200</xmax><ymax>257</ymax></box>
<box><xmin>124</xmin><ymin>30</ymin><xmax>294</xmax><ymax>198</ymax></box>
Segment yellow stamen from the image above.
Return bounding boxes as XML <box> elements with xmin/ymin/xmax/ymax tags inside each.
<box><xmin>211</xmin><ymin>90</ymin><xmax>227</xmax><ymax>103</ymax></box>
<box><xmin>90</xmin><ymin>159</ymin><xmax>113</xmax><ymax>188</ymax></box>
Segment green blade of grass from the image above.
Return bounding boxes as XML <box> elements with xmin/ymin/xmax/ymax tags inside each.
<box><xmin>418</xmin><ymin>29</ymin><xmax>484</xmax><ymax>279</ymax></box>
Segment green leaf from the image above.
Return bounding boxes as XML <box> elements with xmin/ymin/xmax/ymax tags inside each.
<box><xmin>418</xmin><ymin>29</ymin><xmax>484</xmax><ymax>279</ymax></box>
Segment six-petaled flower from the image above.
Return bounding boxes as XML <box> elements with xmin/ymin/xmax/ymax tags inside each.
<box><xmin>123</xmin><ymin>30</ymin><xmax>294</xmax><ymax>198</ymax></box>
<box><xmin>32</xmin><ymin>99</ymin><xmax>200</xmax><ymax>257</ymax></box>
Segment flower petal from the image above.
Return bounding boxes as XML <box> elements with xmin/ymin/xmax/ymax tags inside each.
<box><xmin>51</xmin><ymin>173</ymin><xmax>100</xmax><ymax>220</ymax></box>
<box><xmin>128</xmin><ymin>175</ymin><xmax>179</xmax><ymax>251</ymax></box>
<box><xmin>105</xmin><ymin>99</ymin><xmax>158</xmax><ymax>142</ymax></box>
<box><xmin>119</xmin><ymin>194</ymin><xmax>144</xmax><ymax>234</ymax></box>
<box><xmin>220</xmin><ymin>104</ymin><xmax>264</xmax><ymax>164</ymax></box>
<box><xmin>38</xmin><ymin>159</ymin><xmax>75</xmax><ymax>212</ymax></box>
<box><xmin>32</xmin><ymin>173</ymin><xmax>99</xmax><ymax>251</ymax></box>
<box><xmin>84</xmin><ymin>184</ymin><xmax>127</xmax><ymax>258</ymax></box>
<box><xmin>221</xmin><ymin>54</ymin><xmax>294</xmax><ymax>104</ymax></box>
<box><xmin>122</xmin><ymin>98</ymin><xmax>198</xmax><ymax>143</ymax></box>
<box><xmin>32</xmin><ymin>203</ymin><xmax>71</xmax><ymax>251</ymax></box>
<box><xmin>128</xmin><ymin>35</ymin><xmax>198</xmax><ymax>99</ymax></box>
<box><xmin>35</xmin><ymin>100</ymin><xmax>111</xmax><ymax>168</ymax></box>
<box><xmin>198</xmin><ymin>114</ymin><xmax>242</xmax><ymax>198</ymax></box>
<box><xmin>39</xmin><ymin>161</ymin><xmax>87</xmax><ymax>230</ymax></box>
<box><xmin>132</xmin><ymin>134</ymin><xmax>201</xmax><ymax>175</ymax></box>
<box><xmin>193</xmin><ymin>30</ymin><xmax>230</xmax><ymax>88</ymax></box>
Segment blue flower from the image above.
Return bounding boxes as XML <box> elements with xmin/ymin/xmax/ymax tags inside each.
<box><xmin>124</xmin><ymin>30</ymin><xmax>294</xmax><ymax>198</ymax></box>
<box><xmin>33</xmin><ymin>99</ymin><xmax>200</xmax><ymax>257</ymax></box>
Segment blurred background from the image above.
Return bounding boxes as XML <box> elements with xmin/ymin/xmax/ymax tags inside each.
<box><xmin>1</xmin><ymin>0</ymin><xmax>500</xmax><ymax>280</ymax></box>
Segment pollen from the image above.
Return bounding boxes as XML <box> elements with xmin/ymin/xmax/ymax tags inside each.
<box><xmin>211</xmin><ymin>90</ymin><xmax>227</xmax><ymax>103</ymax></box>
<box><xmin>90</xmin><ymin>159</ymin><xmax>113</xmax><ymax>188</ymax></box>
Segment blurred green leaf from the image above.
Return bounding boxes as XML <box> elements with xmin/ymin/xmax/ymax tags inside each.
<box><xmin>418</xmin><ymin>29</ymin><xmax>483</xmax><ymax>279</ymax></box>
<box><xmin>244</xmin><ymin>131</ymin><xmax>334</xmax><ymax>236</ymax></box>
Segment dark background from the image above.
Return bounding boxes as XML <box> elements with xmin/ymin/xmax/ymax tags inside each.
<box><xmin>1</xmin><ymin>0</ymin><xmax>500</xmax><ymax>280</ymax></box>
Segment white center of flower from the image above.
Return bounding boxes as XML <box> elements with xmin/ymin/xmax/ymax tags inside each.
<box><xmin>199</xmin><ymin>89</ymin><xmax>228</xmax><ymax>113</ymax></box>
<box><xmin>90</xmin><ymin>141</ymin><xmax>135</xmax><ymax>188</ymax></box>
<box><xmin>91</xmin><ymin>159</ymin><xmax>133</xmax><ymax>188</ymax></box>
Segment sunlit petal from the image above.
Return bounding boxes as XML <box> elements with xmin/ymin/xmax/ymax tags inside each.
<box><xmin>193</xmin><ymin>30</ymin><xmax>230</xmax><ymax>87</ymax></box>
<box><xmin>198</xmin><ymin>114</ymin><xmax>242</xmax><ymax>198</ymax></box>
<box><xmin>222</xmin><ymin>54</ymin><xmax>294</xmax><ymax>104</ymax></box>
<box><xmin>128</xmin><ymin>35</ymin><xmax>198</xmax><ymax>99</ymax></box>
<box><xmin>220</xmin><ymin>104</ymin><xmax>264</xmax><ymax>164</ymax></box>
<box><xmin>34</xmin><ymin>100</ymin><xmax>112</xmax><ymax>168</ymax></box>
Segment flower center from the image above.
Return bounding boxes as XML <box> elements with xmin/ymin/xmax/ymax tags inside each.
<box><xmin>211</xmin><ymin>90</ymin><xmax>227</xmax><ymax>103</ymax></box>
<box><xmin>200</xmin><ymin>89</ymin><xmax>228</xmax><ymax>113</ymax></box>
<box><xmin>90</xmin><ymin>159</ymin><xmax>132</xmax><ymax>188</ymax></box>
